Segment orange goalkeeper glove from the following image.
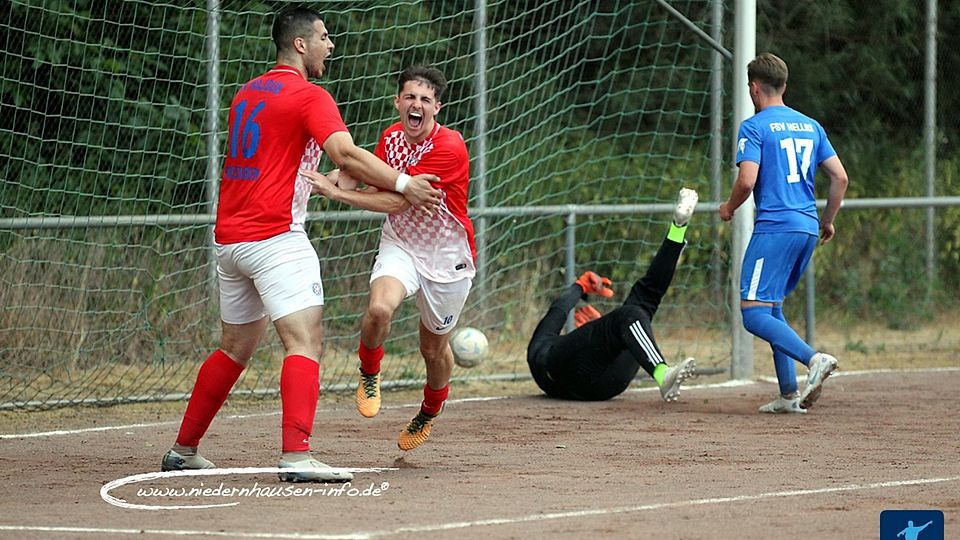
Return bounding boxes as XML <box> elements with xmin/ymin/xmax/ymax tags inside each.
<box><xmin>575</xmin><ymin>271</ymin><xmax>614</xmax><ymax>297</ymax></box>
<box><xmin>574</xmin><ymin>304</ymin><xmax>602</xmax><ymax>328</ymax></box>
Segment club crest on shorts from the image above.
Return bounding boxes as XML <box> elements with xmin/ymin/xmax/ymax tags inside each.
<box><xmin>311</xmin><ymin>282</ymin><xmax>322</xmax><ymax>296</ymax></box>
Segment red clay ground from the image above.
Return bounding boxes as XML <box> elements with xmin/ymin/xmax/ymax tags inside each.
<box><xmin>0</xmin><ymin>369</ymin><xmax>958</xmax><ymax>539</ymax></box>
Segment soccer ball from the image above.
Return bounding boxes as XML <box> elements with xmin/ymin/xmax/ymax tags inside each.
<box><xmin>450</xmin><ymin>327</ymin><xmax>488</xmax><ymax>368</ymax></box>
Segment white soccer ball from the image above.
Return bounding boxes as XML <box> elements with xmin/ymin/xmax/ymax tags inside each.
<box><xmin>450</xmin><ymin>327</ymin><xmax>488</xmax><ymax>368</ymax></box>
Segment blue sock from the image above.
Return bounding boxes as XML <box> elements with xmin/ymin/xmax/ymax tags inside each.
<box><xmin>741</xmin><ymin>306</ymin><xmax>816</xmax><ymax>392</ymax></box>
<box><xmin>771</xmin><ymin>305</ymin><xmax>811</xmax><ymax>367</ymax></box>
<box><xmin>770</xmin><ymin>305</ymin><xmax>798</xmax><ymax>395</ymax></box>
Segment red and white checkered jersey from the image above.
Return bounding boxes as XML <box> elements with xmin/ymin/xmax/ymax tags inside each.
<box><xmin>375</xmin><ymin>122</ymin><xmax>475</xmax><ymax>283</ymax></box>
<box><xmin>215</xmin><ymin>65</ymin><xmax>347</xmax><ymax>244</ymax></box>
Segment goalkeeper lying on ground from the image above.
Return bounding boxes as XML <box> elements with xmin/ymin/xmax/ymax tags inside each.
<box><xmin>527</xmin><ymin>188</ymin><xmax>699</xmax><ymax>402</ymax></box>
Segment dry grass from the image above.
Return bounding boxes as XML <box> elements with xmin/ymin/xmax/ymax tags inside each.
<box><xmin>1</xmin><ymin>308</ymin><xmax>956</xmax><ymax>433</ymax></box>
<box><xmin>2</xmin><ymin>231</ymin><xmax>957</xmax><ymax>413</ymax></box>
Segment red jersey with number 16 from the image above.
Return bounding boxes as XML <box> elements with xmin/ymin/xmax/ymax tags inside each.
<box><xmin>215</xmin><ymin>65</ymin><xmax>348</xmax><ymax>244</ymax></box>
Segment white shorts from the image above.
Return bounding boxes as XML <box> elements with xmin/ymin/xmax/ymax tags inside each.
<box><xmin>217</xmin><ymin>231</ymin><xmax>324</xmax><ymax>324</ymax></box>
<box><xmin>370</xmin><ymin>243</ymin><xmax>472</xmax><ymax>335</ymax></box>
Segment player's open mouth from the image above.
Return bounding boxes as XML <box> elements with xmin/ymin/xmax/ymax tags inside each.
<box><xmin>408</xmin><ymin>111</ymin><xmax>423</xmax><ymax>129</ymax></box>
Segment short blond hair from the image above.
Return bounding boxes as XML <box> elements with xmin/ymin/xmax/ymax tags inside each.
<box><xmin>748</xmin><ymin>53</ymin><xmax>788</xmax><ymax>91</ymax></box>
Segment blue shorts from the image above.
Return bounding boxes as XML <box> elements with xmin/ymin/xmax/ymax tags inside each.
<box><xmin>740</xmin><ymin>232</ymin><xmax>817</xmax><ymax>303</ymax></box>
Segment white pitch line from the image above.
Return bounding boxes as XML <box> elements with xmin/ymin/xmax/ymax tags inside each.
<box><xmin>625</xmin><ymin>377</ymin><xmax>756</xmax><ymax>395</ymax></box>
<box><xmin>833</xmin><ymin>366</ymin><xmax>960</xmax><ymax>376</ymax></box>
<box><xmin>0</xmin><ymin>525</ymin><xmax>367</xmax><ymax>539</ymax></box>
<box><xmin>0</xmin><ymin>396</ymin><xmax>509</xmax><ymax>440</ymax></box>
<box><xmin>0</xmin><ymin>420</ymin><xmax>181</xmax><ymax>440</ymax></box>
<box><xmin>362</xmin><ymin>475</ymin><xmax>960</xmax><ymax>538</ymax></box>
<box><xmin>754</xmin><ymin>365</ymin><xmax>960</xmax><ymax>386</ymax></box>
<box><xmin>2</xmin><ymin>475</ymin><xmax>957</xmax><ymax>539</ymax></box>
<box><xmin>3</xmin><ymin>367</ymin><xmax>958</xmax><ymax>440</ymax></box>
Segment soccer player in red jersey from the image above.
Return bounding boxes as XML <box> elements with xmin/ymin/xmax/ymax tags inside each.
<box><xmin>161</xmin><ymin>7</ymin><xmax>442</xmax><ymax>482</ymax></box>
<box><xmin>304</xmin><ymin>66</ymin><xmax>473</xmax><ymax>451</ymax></box>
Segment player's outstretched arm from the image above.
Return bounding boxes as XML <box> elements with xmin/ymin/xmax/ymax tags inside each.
<box><xmin>529</xmin><ymin>284</ymin><xmax>587</xmax><ymax>346</ymax></box>
<box><xmin>575</xmin><ymin>271</ymin><xmax>614</xmax><ymax>297</ymax></box>
<box><xmin>818</xmin><ymin>155</ymin><xmax>849</xmax><ymax>244</ymax></box>
<box><xmin>322</xmin><ymin>132</ymin><xmax>441</xmax><ymax>212</ymax></box>
<box><xmin>301</xmin><ymin>169</ymin><xmax>410</xmax><ymax>214</ymax></box>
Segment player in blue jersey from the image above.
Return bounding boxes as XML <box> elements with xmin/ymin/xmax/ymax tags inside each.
<box><xmin>719</xmin><ymin>53</ymin><xmax>849</xmax><ymax>414</ymax></box>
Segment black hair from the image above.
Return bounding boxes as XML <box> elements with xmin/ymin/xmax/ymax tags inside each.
<box><xmin>272</xmin><ymin>6</ymin><xmax>322</xmax><ymax>55</ymax></box>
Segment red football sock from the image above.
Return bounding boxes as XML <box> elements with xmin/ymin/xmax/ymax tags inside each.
<box><xmin>420</xmin><ymin>383</ymin><xmax>449</xmax><ymax>416</ymax></box>
<box><xmin>280</xmin><ymin>355</ymin><xmax>320</xmax><ymax>453</ymax></box>
<box><xmin>176</xmin><ymin>349</ymin><xmax>245</xmax><ymax>448</ymax></box>
<box><xmin>358</xmin><ymin>341</ymin><xmax>384</xmax><ymax>375</ymax></box>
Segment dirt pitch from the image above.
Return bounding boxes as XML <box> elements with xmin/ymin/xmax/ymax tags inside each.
<box><xmin>0</xmin><ymin>369</ymin><xmax>958</xmax><ymax>540</ymax></box>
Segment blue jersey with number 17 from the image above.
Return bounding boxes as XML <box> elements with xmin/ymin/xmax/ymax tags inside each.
<box><xmin>736</xmin><ymin>105</ymin><xmax>836</xmax><ymax>235</ymax></box>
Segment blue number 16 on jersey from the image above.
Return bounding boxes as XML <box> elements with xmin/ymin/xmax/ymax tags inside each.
<box><xmin>229</xmin><ymin>100</ymin><xmax>265</xmax><ymax>159</ymax></box>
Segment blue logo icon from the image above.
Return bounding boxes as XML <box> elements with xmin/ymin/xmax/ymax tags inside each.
<box><xmin>880</xmin><ymin>510</ymin><xmax>943</xmax><ymax>540</ymax></box>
